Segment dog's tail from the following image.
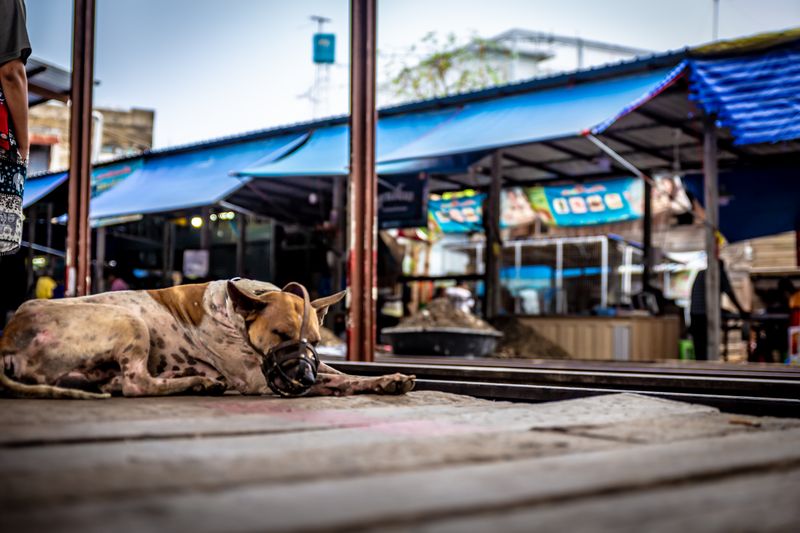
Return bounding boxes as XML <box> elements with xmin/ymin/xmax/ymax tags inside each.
<box><xmin>0</xmin><ymin>371</ymin><xmax>112</xmax><ymax>400</ymax></box>
<box><xmin>0</xmin><ymin>316</ymin><xmax>110</xmax><ymax>400</ymax></box>
<box><xmin>0</xmin><ymin>371</ymin><xmax>111</xmax><ymax>400</ymax></box>
<box><xmin>0</xmin><ymin>318</ymin><xmax>110</xmax><ymax>400</ymax></box>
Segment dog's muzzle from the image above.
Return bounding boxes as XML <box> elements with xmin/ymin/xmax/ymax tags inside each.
<box><xmin>263</xmin><ymin>338</ymin><xmax>320</xmax><ymax>397</ymax></box>
<box><xmin>260</xmin><ymin>282</ymin><xmax>320</xmax><ymax>397</ymax></box>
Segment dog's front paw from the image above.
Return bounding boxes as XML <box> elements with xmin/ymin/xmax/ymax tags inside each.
<box><xmin>377</xmin><ymin>373</ymin><xmax>415</xmax><ymax>395</ymax></box>
<box><xmin>192</xmin><ymin>377</ymin><xmax>227</xmax><ymax>395</ymax></box>
<box><xmin>204</xmin><ymin>380</ymin><xmax>228</xmax><ymax>396</ymax></box>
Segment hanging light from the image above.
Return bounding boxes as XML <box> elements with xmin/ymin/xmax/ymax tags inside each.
<box><xmin>190</xmin><ymin>216</ymin><xmax>203</xmax><ymax>228</ymax></box>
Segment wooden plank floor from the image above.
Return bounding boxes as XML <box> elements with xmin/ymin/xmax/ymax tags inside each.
<box><xmin>1</xmin><ymin>391</ymin><xmax>799</xmax><ymax>532</ymax></box>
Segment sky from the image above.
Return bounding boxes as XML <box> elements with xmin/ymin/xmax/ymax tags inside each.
<box><xmin>26</xmin><ymin>0</ymin><xmax>800</xmax><ymax>148</ymax></box>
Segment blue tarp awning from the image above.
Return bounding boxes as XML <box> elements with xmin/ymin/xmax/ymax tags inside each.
<box><xmin>689</xmin><ymin>44</ymin><xmax>800</xmax><ymax>145</ymax></box>
<box><xmin>378</xmin><ymin>65</ymin><xmax>687</xmax><ymax>163</ymax></box>
<box><xmin>684</xmin><ymin>166</ymin><xmax>800</xmax><ymax>242</ymax></box>
<box><xmin>22</xmin><ymin>172</ymin><xmax>68</xmax><ymax>208</ymax></box>
<box><xmin>236</xmin><ymin>108</ymin><xmax>467</xmax><ymax>178</ymax></box>
<box><xmin>88</xmin><ymin>133</ymin><xmax>307</xmax><ymax>219</ymax></box>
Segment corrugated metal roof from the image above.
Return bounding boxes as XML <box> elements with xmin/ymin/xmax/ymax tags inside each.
<box><xmin>689</xmin><ymin>42</ymin><xmax>800</xmax><ymax>145</ymax></box>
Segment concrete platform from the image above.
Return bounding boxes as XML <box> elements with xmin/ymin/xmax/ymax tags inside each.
<box><xmin>1</xmin><ymin>391</ymin><xmax>799</xmax><ymax>532</ymax></box>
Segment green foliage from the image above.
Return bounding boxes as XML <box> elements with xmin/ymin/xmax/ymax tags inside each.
<box><xmin>384</xmin><ymin>32</ymin><xmax>514</xmax><ymax>102</ymax></box>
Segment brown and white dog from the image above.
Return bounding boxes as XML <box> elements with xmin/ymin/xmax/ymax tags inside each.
<box><xmin>0</xmin><ymin>279</ymin><xmax>414</xmax><ymax>399</ymax></box>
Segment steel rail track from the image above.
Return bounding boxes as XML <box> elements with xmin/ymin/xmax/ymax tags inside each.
<box><xmin>328</xmin><ymin>359</ymin><xmax>800</xmax><ymax>418</ymax></box>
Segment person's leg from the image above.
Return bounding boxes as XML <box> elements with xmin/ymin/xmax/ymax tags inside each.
<box><xmin>690</xmin><ymin>314</ymin><xmax>708</xmax><ymax>360</ymax></box>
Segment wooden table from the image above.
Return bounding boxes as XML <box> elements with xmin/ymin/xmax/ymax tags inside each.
<box><xmin>1</xmin><ymin>391</ymin><xmax>799</xmax><ymax>532</ymax></box>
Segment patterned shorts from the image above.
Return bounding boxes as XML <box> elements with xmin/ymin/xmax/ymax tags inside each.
<box><xmin>0</xmin><ymin>84</ymin><xmax>27</xmax><ymax>256</ymax></box>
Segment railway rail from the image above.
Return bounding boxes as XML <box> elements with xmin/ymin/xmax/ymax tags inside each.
<box><xmin>328</xmin><ymin>357</ymin><xmax>800</xmax><ymax>418</ymax></box>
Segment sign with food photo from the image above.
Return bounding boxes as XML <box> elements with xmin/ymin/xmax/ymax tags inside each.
<box><xmin>525</xmin><ymin>177</ymin><xmax>643</xmax><ymax>226</ymax></box>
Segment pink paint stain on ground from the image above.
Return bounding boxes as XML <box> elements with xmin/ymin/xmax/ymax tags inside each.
<box><xmin>205</xmin><ymin>401</ymin><xmax>387</xmax><ymax>428</ymax></box>
<box><xmin>366</xmin><ymin>419</ymin><xmax>480</xmax><ymax>437</ymax></box>
<box><xmin>203</xmin><ymin>400</ymin><xmax>482</xmax><ymax>436</ymax></box>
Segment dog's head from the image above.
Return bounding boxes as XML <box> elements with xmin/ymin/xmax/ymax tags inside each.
<box><xmin>227</xmin><ymin>281</ymin><xmax>346</xmax><ymax>395</ymax></box>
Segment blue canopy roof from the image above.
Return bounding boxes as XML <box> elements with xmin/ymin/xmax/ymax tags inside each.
<box><xmin>378</xmin><ymin>66</ymin><xmax>686</xmax><ymax>163</ymax></box>
<box><xmin>237</xmin><ymin>108</ymin><xmax>461</xmax><ymax>177</ymax></box>
<box><xmin>88</xmin><ymin>133</ymin><xmax>306</xmax><ymax>219</ymax></box>
<box><xmin>689</xmin><ymin>44</ymin><xmax>800</xmax><ymax>145</ymax></box>
<box><xmin>22</xmin><ymin>172</ymin><xmax>68</xmax><ymax>208</ymax></box>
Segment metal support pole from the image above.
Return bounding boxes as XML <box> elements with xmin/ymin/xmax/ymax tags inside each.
<box><xmin>331</xmin><ymin>175</ymin><xmax>346</xmax><ymax>292</ymax></box>
<box><xmin>643</xmin><ymin>179</ymin><xmax>653</xmax><ymax>291</ymax></box>
<box><xmin>161</xmin><ymin>220</ymin><xmax>172</xmax><ymax>286</ymax></box>
<box><xmin>623</xmin><ymin>245</ymin><xmax>633</xmax><ymax>303</ymax></box>
<box><xmin>200</xmin><ymin>206</ymin><xmax>211</xmax><ymax>250</ymax></box>
<box><xmin>236</xmin><ymin>215</ymin><xmax>248</xmax><ymax>277</ymax></box>
<box><xmin>483</xmin><ymin>150</ymin><xmax>503</xmax><ymax>318</ymax></box>
<box><xmin>795</xmin><ymin>228</ymin><xmax>800</xmax><ymax>267</ymax></box>
<box><xmin>703</xmin><ymin>114</ymin><xmax>721</xmax><ymax>361</ymax></box>
<box><xmin>45</xmin><ymin>203</ymin><xmax>53</xmax><ymax>251</ymax></box>
<box><xmin>94</xmin><ymin>226</ymin><xmax>105</xmax><ymax>293</ymax></box>
<box><xmin>347</xmin><ymin>0</ymin><xmax>377</xmax><ymax>362</ymax></box>
<box><xmin>600</xmin><ymin>236</ymin><xmax>609</xmax><ymax>308</ymax></box>
<box><xmin>556</xmin><ymin>241</ymin><xmax>564</xmax><ymax>314</ymax></box>
<box><xmin>66</xmin><ymin>0</ymin><xmax>96</xmax><ymax>296</ymax></box>
<box><xmin>268</xmin><ymin>220</ymin><xmax>277</xmax><ymax>281</ymax></box>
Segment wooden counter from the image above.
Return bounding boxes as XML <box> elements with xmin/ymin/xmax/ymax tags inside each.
<box><xmin>517</xmin><ymin>315</ymin><xmax>681</xmax><ymax>361</ymax></box>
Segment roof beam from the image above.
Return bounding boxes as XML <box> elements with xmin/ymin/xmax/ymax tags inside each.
<box><xmin>598</xmin><ymin>131</ymin><xmax>672</xmax><ymax>164</ymax></box>
<box><xmin>634</xmin><ymin>107</ymin><xmax>748</xmax><ymax>158</ymax></box>
<box><xmin>540</xmin><ymin>139</ymin><xmax>630</xmax><ymax>174</ymax></box>
<box><xmin>539</xmin><ymin>140</ymin><xmax>597</xmax><ymax>162</ymax></box>
<box><xmin>250</xmin><ymin>178</ymin><xmax>330</xmax><ymax>200</ymax></box>
<box><xmin>502</xmin><ymin>152</ymin><xmax>569</xmax><ymax>178</ymax></box>
<box><xmin>28</xmin><ymin>81</ymin><xmax>70</xmax><ymax>104</ymax></box>
<box><xmin>237</xmin><ymin>182</ymin><xmax>325</xmax><ymax>221</ymax></box>
<box><xmin>429</xmin><ymin>174</ymin><xmax>475</xmax><ymax>188</ymax></box>
<box><xmin>230</xmin><ymin>194</ymin><xmax>323</xmax><ymax>222</ymax></box>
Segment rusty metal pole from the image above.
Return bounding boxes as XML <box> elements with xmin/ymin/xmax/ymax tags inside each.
<box><xmin>643</xmin><ymin>179</ymin><xmax>653</xmax><ymax>291</ymax></box>
<box><xmin>347</xmin><ymin>0</ymin><xmax>377</xmax><ymax>362</ymax></box>
<box><xmin>66</xmin><ymin>0</ymin><xmax>96</xmax><ymax>296</ymax></box>
<box><xmin>483</xmin><ymin>150</ymin><xmax>503</xmax><ymax>318</ymax></box>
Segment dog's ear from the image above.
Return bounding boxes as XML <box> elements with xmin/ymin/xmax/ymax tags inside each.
<box><xmin>227</xmin><ymin>280</ymin><xmax>268</xmax><ymax>320</ymax></box>
<box><xmin>311</xmin><ymin>289</ymin><xmax>347</xmax><ymax>325</ymax></box>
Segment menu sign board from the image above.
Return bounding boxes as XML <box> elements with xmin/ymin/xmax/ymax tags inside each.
<box><xmin>526</xmin><ymin>177</ymin><xmax>643</xmax><ymax>226</ymax></box>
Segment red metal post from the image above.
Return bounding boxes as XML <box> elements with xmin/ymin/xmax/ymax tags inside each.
<box><xmin>347</xmin><ymin>0</ymin><xmax>377</xmax><ymax>362</ymax></box>
<box><xmin>66</xmin><ymin>0</ymin><xmax>96</xmax><ymax>296</ymax></box>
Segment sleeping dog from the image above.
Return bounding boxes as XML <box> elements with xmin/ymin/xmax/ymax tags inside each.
<box><xmin>0</xmin><ymin>279</ymin><xmax>414</xmax><ymax>399</ymax></box>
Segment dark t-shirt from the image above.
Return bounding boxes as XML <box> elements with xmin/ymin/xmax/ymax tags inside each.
<box><xmin>690</xmin><ymin>264</ymin><xmax>737</xmax><ymax>315</ymax></box>
<box><xmin>0</xmin><ymin>0</ymin><xmax>32</xmax><ymax>66</ymax></box>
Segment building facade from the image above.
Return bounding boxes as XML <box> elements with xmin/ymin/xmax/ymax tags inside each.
<box><xmin>28</xmin><ymin>102</ymin><xmax>155</xmax><ymax>174</ymax></box>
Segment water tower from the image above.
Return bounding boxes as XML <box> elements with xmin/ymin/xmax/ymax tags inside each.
<box><xmin>310</xmin><ymin>15</ymin><xmax>335</xmax><ymax>118</ymax></box>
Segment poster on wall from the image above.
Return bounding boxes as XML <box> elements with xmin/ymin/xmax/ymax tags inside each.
<box><xmin>526</xmin><ymin>177</ymin><xmax>643</xmax><ymax>226</ymax></box>
<box><xmin>428</xmin><ymin>187</ymin><xmax>537</xmax><ymax>233</ymax></box>
<box><xmin>183</xmin><ymin>249</ymin><xmax>210</xmax><ymax>280</ymax></box>
<box><xmin>428</xmin><ymin>190</ymin><xmax>484</xmax><ymax>233</ymax></box>
<box><xmin>378</xmin><ymin>173</ymin><xmax>429</xmax><ymax>229</ymax></box>
<box><xmin>501</xmin><ymin>187</ymin><xmax>537</xmax><ymax>228</ymax></box>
